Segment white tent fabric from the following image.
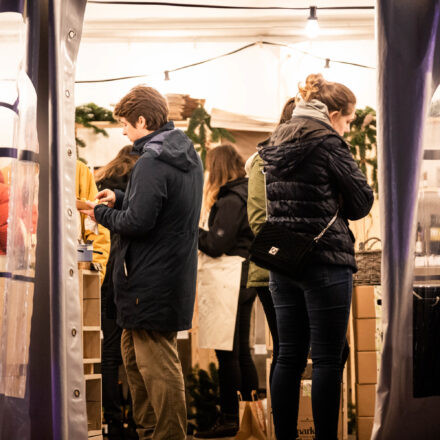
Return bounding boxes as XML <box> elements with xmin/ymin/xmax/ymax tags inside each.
<box><xmin>374</xmin><ymin>1</ymin><xmax>440</xmax><ymax>438</ymax></box>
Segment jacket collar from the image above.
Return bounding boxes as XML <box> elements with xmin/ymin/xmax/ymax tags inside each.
<box><xmin>133</xmin><ymin>121</ymin><xmax>175</xmax><ymax>155</ymax></box>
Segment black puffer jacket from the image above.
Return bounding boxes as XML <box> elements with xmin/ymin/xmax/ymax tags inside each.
<box><xmin>259</xmin><ymin>116</ymin><xmax>374</xmax><ymax>271</ymax></box>
<box><xmin>199</xmin><ymin>178</ymin><xmax>253</xmax><ymax>259</ymax></box>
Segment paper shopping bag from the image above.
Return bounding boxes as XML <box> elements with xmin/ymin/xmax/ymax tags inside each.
<box><xmin>235</xmin><ymin>391</ymin><xmax>267</xmax><ymax>440</ymax></box>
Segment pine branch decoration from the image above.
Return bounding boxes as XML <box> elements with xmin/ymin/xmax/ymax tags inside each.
<box><xmin>344</xmin><ymin>106</ymin><xmax>378</xmax><ymax>196</ymax></box>
<box><xmin>186</xmin><ymin>363</ymin><xmax>220</xmax><ymax>431</ymax></box>
<box><xmin>185</xmin><ymin>105</ymin><xmax>235</xmax><ymax>166</ymax></box>
<box><xmin>75</xmin><ymin>102</ymin><xmax>116</xmax><ymax>163</ymax></box>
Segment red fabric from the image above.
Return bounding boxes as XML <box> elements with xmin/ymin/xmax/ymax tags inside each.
<box><xmin>0</xmin><ymin>183</ymin><xmax>9</xmax><ymax>255</ymax></box>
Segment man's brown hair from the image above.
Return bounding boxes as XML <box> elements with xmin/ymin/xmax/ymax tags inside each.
<box><xmin>114</xmin><ymin>85</ymin><xmax>169</xmax><ymax>131</ymax></box>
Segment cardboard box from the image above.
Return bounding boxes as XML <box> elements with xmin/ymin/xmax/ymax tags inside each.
<box><xmin>298</xmin><ymin>380</ymin><xmax>344</xmax><ymax>440</ymax></box>
<box><xmin>353</xmin><ymin>286</ymin><xmax>376</xmax><ymax>318</ymax></box>
<box><xmin>266</xmin><ymin>360</ymin><xmax>346</xmax><ymax>440</ymax></box>
<box><xmin>356</xmin><ymin>384</ymin><xmax>376</xmax><ymax>417</ymax></box>
<box><xmin>357</xmin><ymin>416</ymin><xmax>374</xmax><ymax>440</ymax></box>
<box><xmin>298</xmin><ymin>380</ymin><xmax>313</xmax><ymax>418</ymax></box>
<box><xmin>297</xmin><ymin>420</ymin><xmax>316</xmax><ymax>439</ymax></box>
<box><xmin>374</xmin><ymin>286</ymin><xmax>382</xmax><ymax>319</ymax></box>
<box><xmin>356</xmin><ymin>351</ymin><xmax>378</xmax><ymax>384</ymax></box>
<box><xmin>354</xmin><ymin>318</ymin><xmax>376</xmax><ymax>351</ymax></box>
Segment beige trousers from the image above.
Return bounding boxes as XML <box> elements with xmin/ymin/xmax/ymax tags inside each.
<box><xmin>121</xmin><ymin>329</ymin><xmax>187</xmax><ymax>440</ymax></box>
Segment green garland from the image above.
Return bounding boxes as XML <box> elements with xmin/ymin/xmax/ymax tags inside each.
<box><xmin>185</xmin><ymin>106</ymin><xmax>235</xmax><ymax>166</ymax></box>
<box><xmin>345</xmin><ymin>106</ymin><xmax>378</xmax><ymax>196</ymax></box>
<box><xmin>75</xmin><ymin>103</ymin><xmax>116</xmax><ymax>163</ymax></box>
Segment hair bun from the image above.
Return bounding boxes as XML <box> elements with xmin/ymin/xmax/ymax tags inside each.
<box><xmin>299</xmin><ymin>73</ymin><xmax>326</xmax><ymax>101</ymax></box>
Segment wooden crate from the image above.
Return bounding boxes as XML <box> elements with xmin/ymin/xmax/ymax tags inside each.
<box><xmin>79</xmin><ymin>269</ymin><xmax>102</xmax><ymax>438</ymax></box>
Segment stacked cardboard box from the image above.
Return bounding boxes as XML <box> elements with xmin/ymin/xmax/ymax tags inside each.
<box><xmin>352</xmin><ymin>285</ymin><xmax>382</xmax><ymax>440</ymax></box>
<box><xmin>265</xmin><ymin>357</ymin><xmax>347</xmax><ymax>440</ymax></box>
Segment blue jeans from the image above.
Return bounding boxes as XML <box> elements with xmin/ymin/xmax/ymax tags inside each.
<box><xmin>269</xmin><ymin>264</ymin><xmax>352</xmax><ymax>440</ymax></box>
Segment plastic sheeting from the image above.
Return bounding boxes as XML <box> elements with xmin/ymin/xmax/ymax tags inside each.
<box><xmin>374</xmin><ymin>1</ymin><xmax>440</xmax><ymax>438</ymax></box>
<box><xmin>0</xmin><ymin>12</ymin><xmax>37</xmax><ymax>437</ymax></box>
<box><xmin>1</xmin><ymin>1</ymin><xmax>88</xmax><ymax>437</ymax></box>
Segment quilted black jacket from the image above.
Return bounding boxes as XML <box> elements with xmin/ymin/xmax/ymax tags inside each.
<box><xmin>259</xmin><ymin>116</ymin><xmax>374</xmax><ymax>271</ymax></box>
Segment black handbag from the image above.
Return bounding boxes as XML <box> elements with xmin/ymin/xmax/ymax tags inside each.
<box><xmin>248</xmin><ymin>170</ymin><xmax>338</xmax><ymax>278</ymax></box>
<box><xmin>249</xmin><ymin>215</ymin><xmax>337</xmax><ymax>279</ymax></box>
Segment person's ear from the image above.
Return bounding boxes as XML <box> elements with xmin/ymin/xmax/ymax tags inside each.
<box><xmin>136</xmin><ymin>116</ymin><xmax>147</xmax><ymax>130</ymax></box>
<box><xmin>328</xmin><ymin>110</ymin><xmax>341</xmax><ymax>124</ymax></box>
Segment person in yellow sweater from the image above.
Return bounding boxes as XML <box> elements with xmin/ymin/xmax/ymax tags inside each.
<box><xmin>76</xmin><ymin>160</ymin><xmax>110</xmax><ymax>282</ymax></box>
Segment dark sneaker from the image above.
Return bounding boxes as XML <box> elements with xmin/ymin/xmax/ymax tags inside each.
<box><xmin>194</xmin><ymin>417</ymin><xmax>238</xmax><ymax>439</ymax></box>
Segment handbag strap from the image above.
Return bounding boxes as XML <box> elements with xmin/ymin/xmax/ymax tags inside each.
<box><xmin>262</xmin><ymin>166</ymin><xmax>338</xmax><ymax>242</ymax></box>
<box><xmin>313</xmin><ymin>209</ymin><xmax>339</xmax><ymax>243</ymax></box>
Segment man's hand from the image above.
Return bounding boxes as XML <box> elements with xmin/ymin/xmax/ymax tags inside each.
<box><xmin>80</xmin><ymin>200</ymin><xmax>97</xmax><ymax>222</ymax></box>
<box><xmin>96</xmin><ymin>189</ymin><xmax>116</xmax><ymax>208</ymax></box>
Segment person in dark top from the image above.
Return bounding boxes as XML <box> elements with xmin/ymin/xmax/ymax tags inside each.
<box><xmin>81</xmin><ymin>85</ymin><xmax>203</xmax><ymax>440</ymax></box>
<box><xmin>245</xmin><ymin>97</ymin><xmax>297</xmax><ymax>392</ymax></box>
<box><xmin>195</xmin><ymin>144</ymin><xmax>259</xmax><ymax>439</ymax></box>
<box><xmin>259</xmin><ymin>74</ymin><xmax>374</xmax><ymax>440</ymax></box>
<box><xmin>95</xmin><ymin>145</ymin><xmax>139</xmax><ymax>440</ymax></box>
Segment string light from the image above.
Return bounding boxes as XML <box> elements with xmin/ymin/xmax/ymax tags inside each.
<box><xmin>76</xmin><ymin>41</ymin><xmax>374</xmax><ymax>84</ymax></box>
<box><xmin>305</xmin><ymin>6</ymin><xmax>320</xmax><ymax>39</ymax></box>
<box><xmin>324</xmin><ymin>58</ymin><xmax>330</xmax><ymax>68</ymax></box>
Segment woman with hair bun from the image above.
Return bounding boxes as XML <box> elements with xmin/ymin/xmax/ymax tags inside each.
<box><xmin>259</xmin><ymin>74</ymin><xmax>374</xmax><ymax>440</ymax></box>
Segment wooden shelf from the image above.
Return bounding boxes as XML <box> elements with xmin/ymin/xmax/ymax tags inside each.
<box><xmin>79</xmin><ymin>268</ymin><xmax>102</xmax><ymax>438</ymax></box>
<box><xmin>83</xmin><ymin>358</ymin><xmax>101</xmax><ymax>365</ymax></box>
<box><xmin>83</xmin><ymin>326</ymin><xmax>101</xmax><ymax>332</ymax></box>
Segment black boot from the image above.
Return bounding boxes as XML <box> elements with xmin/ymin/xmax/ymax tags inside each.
<box><xmin>194</xmin><ymin>414</ymin><xmax>238</xmax><ymax>439</ymax></box>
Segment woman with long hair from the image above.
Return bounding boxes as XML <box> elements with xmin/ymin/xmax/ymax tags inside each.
<box><xmin>95</xmin><ymin>144</ymin><xmax>138</xmax><ymax>191</ymax></box>
<box><xmin>259</xmin><ymin>74</ymin><xmax>374</xmax><ymax>440</ymax></box>
<box><xmin>96</xmin><ymin>145</ymin><xmax>139</xmax><ymax>440</ymax></box>
<box><xmin>195</xmin><ymin>144</ymin><xmax>259</xmax><ymax>439</ymax></box>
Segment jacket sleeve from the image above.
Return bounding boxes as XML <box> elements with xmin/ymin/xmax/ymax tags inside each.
<box><xmin>326</xmin><ymin>138</ymin><xmax>374</xmax><ymax>220</ymax></box>
<box><xmin>114</xmin><ymin>189</ymin><xmax>125</xmax><ymax>210</ymax></box>
<box><xmin>94</xmin><ymin>156</ymin><xmax>166</xmax><ymax>237</ymax></box>
<box><xmin>198</xmin><ymin>195</ymin><xmax>245</xmax><ymax>258</ymax></box>
<box><xmin>247</xmin><ymin>154</ymin><xmax>267</xmax><ymax>236</ymax></box>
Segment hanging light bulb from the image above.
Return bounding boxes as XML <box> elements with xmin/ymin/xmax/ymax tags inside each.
<box><xmin>305</xmin><ymin>6</ymin><xmax>320</xmax><ymax>39</ymax></box>
<box><xmin>324</xmin><ymin>58</ymin><xmax>330</xmax><ymax>69</ymax></box>
<box><xmin>164</xmin><ymin>70</ymin><xmax>170</xmax><ymax>81</ymax></box>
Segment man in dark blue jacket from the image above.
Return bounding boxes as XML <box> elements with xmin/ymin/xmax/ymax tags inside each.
<box><xmin>82</xmin><ymin>86</ymin><xmax>203</xmax><ymax>440</ymax></box>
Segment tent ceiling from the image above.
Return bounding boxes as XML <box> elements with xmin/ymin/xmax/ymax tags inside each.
<box><xmin>82</xmin><ymin>0</ymin><xmax>375</xmax><ymax>42</ymax></box>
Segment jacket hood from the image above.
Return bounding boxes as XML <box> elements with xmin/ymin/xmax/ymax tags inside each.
<box><xmin>133</xmin><ymin>121</ymin><xmax>200</xmax><ymax>172</ymax></box>
<box><xmin>259</xmin><ymin>117</ymin><xmax>345</xmax><ymax>178</ymax></box>
<box><xmin>218</xmin><ymin>177</ymin><xmax>248</xmax><ymax>203</ymax></box>
<box><xmin>292</xmin><ymin>98</ymin><xmax>331</xmax><ymax>126</ymax></box>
